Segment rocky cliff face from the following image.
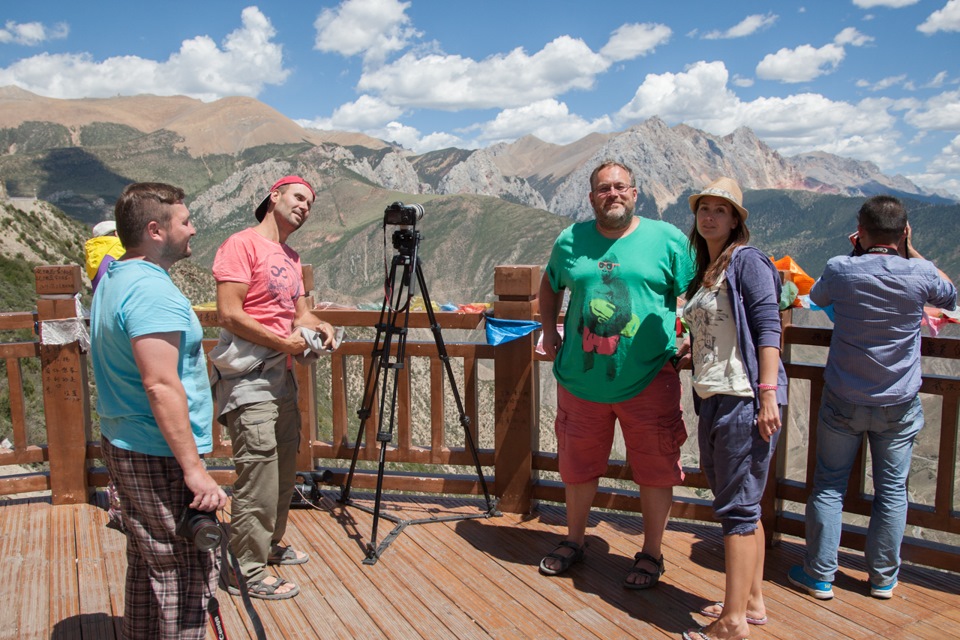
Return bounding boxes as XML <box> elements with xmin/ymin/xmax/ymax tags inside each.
<box><xmin>547</xmin><ymin>119</ymin><xmax>802</xmax><ymax>220</ymax></box>
<box><xmin>366</xmin><ymin>116</ymin><xmax>945</xmax><ymax>221</ymax></box>
<box><xmin>3</xmin><ymin>87</ymin><xmax>950</xmax><ymax>227</ymax></box>
<box><xmin>435</xmin><ymin>148</ymin><xmax>547</xmax><ymax>209</ymax></box>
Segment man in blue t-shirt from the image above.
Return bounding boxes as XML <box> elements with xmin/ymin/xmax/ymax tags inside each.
<box><xmin>789</xmin><ymin>195</ymin><xmax>955</xmax><ymax>602</ymax></box>
<box><xmin>538</xmin><ymin>161</ymin><xmax>694</xmax><ymax>589</ymax></box>
<box><xmin>91</xmin><ymin>182</ymin><xmax>227</xmax><ymax>640</ymax></box>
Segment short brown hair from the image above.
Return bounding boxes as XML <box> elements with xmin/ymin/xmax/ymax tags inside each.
<box><xmin>114</xmin><ymin>182</ymin><xmax>185</xmax><ymax>248</ymax></box>
<box><xmin>589</xmin><ymin>161</ymin><xmax>635</xmax><ymax>191</ymax></box>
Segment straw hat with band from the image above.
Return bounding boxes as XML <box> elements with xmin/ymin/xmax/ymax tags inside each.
<box><xmin>688</xmin><ymin>177</ymin><xmax>749</xmax><ymax>221</ymax></box>
<box><xmin>255</xmin><ymin>175</ymin><xmax>316</xmax><ymax>222</ymax></box>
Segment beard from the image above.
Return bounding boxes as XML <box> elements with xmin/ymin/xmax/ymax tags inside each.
<box><xmin>594</xmin><ymin>201</ymin><xmax>635</xmax><ymax>231</ymax></box>
<box><xmin>159</xmin><ymin>238</ymin><xmax>192</xmax><ymax>264</ymax></box>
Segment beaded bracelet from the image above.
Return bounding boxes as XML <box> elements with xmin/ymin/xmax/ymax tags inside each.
<box><xmin>757</xmin><ymin>383</ymin><xmax>778</xmax><ymax>390</ymax></box>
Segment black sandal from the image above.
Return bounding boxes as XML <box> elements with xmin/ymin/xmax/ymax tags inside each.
<box><xmin>539</xmin><ymin>540</ymin><xmax>585</xmax><ymax>576</ymax></box>
<box><xmin>623</xmin><ymin>551</ymin><xmax>664</xmax><ymax>590</ymax></box>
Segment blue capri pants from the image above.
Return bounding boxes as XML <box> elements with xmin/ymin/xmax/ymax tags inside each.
<box><xmin>698</xmin><ymin>394</ymin><xmax>780</xmax><ymax>536</ymax></box>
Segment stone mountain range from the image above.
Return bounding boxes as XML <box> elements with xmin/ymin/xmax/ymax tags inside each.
<box><xmin>1</xmin><ymin>86</ymin><xmax>957</xmax><ymax>307</ymax></box>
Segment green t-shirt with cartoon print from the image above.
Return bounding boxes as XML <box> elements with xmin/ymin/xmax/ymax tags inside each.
<box><xmin>545</xmin><ymin>218</ymin><xmax>694</xmax><ymax>403</ymax></box>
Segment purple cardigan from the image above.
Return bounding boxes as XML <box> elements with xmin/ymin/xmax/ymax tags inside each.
<box><xmin>692</xmin><ymin>245</ymin><xmax>788</xmax><ymax>411</ymax></box>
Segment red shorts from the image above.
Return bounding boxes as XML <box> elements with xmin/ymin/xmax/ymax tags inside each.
<box><xmin>555</xmin><ymin>364</ymin><xmax>687</xmax><ymax>487</ymax></box>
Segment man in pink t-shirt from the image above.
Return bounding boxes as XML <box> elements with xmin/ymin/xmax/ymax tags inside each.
<box><xmin>212</xmin><ymin>175</ymin><xmax>334</xmax><ymax>601</ymax></box>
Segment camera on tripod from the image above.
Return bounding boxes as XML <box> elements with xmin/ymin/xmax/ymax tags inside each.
<box><xmin>383</xmin><ymin>201</ymin><xmax>423</xmax><ymax>226</ymax></box>
<box><xmin>384</xmin><ymin>202</ymin><xmax>424</xmax><ymax>256</ymax></box>
<box><xmin>176</xmin><ymin>506</ymin><xmax>222</xmax><ymax>551</ymax></box>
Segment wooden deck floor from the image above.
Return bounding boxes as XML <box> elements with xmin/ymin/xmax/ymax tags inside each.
<box><xmin>1</xmin><ymin>492</ymin><xmax>957</xmax><ymax>640</ymax></box>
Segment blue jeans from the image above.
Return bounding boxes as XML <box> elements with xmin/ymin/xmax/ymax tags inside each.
<box><xmin>804</xmin><ymin>388</ymin><xmax>923</xmax><ymax>587</ymax></box>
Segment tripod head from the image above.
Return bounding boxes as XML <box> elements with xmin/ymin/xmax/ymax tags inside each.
<box><xmin>391</xmin><ymin>227</ymin><xmax>421</xmax><ymax>257</ymax></box>
<box><xmin>384</xmin><ymin>201</ymin><xmax>425</xmax><ymax>258</ymax></box>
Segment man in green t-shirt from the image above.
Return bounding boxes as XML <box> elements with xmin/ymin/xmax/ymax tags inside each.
<box><xmin>538</xmin><ymin>161</ymin><xmax>694</xmax><ymax>590</ymax></box>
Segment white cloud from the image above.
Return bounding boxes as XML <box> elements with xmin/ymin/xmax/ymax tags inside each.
<box><xmin>0</xmin><ymin>20</ymin><xmax>68</xmax><ymax>46</ymax></box>
<box><xmin>599</xmin><ymin>23</ymin><xmax>671</xmax><ymax>61</ymax></box>
<box><xmin>0</xmin><ymin>7</ymin><xmax>287</xmax><ymax>101</ymax></box>
<box><xmin>616</xmin><ymin>61</ymin><xmax>741</xmax><ymax>130</ymax></box>
<box><xmin>756</xmin><ymin>43</ymin><xmax>845</xmax><ymax>83</ymax></box>
<box><xmin>733</xmin><ymin>75</ymin><xmax>754</xmax><ymax>87</ymax></box>
<box><xmin>470</xmin><ymin>99</ymin><xmax>613</xmax><ymax>146</ymax></box>
<box><xmin>930</xmin><ymin>135</ymin><xmax>960</xmax><ymax>172</ymax></box>
<box><xmin>702</xmin><ymin>13</ymin><xmax>778</xmax><ymax>40</ymax></box>
<box><xmin>853</xmin><ymin>0</ymin><xmax>920</xmax><ymax>8</ymax></box>
<box><xmin>298</xmin><ymin>95</ymin><xmax>404</xmax><ymax>131</ymax></box>
<box><xmin>910</xmin><ymin>134</ymin><xmax>960</xmax><ymax>194</ymax></box>
<box><xmin>364</xmin><ymin>121</ymin><xmax>463</xmax><ymax>152</ymax></box>
<box><xmin>904</xmin><ymin>89</ymin><xmax>960</xmax><ymax>129</ymax></box>
<box><xmin>862</xmin><ymin>74</ymin><xmax>908</xmax><ymax>90</ymax></box>
<box><xmin>926</xmin><ymin>71</ymin><xmax>949</xmax><ymax>88</ymax></box>
<box><xmin>357</xmin><ymin>36</ymin><xmax>609</xmax><ymax>110</ymax></box>
<box><xmin>834</xmin><ymin>27</ymin><xmax>873</xmax><ymax>46</ymax></box>
<box><xmin>614</xmin><ymin>60</ymin><xmax>904</xmax><ymax>169</ymax></box>
<box><xmin>742</xmin><ymin>95</ymin><xmax>900</xmax><ymax>161</ymax></box>
<box><xmin>918</xmin><ymin>0</ymin><xmax>960</xmax><ymax>34</ymax></box>
<box><xmin>313</xmin><ymin>0</ymin><xmax>419</xmax><ymax>66</ymax></box>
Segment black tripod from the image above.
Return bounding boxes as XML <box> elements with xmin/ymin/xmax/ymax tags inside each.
<box><xmin>339</xmin><ymin>203</ymin><xmax>498</xmax><ymax>565</ymax></box>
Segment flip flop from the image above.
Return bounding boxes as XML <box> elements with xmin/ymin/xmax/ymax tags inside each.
<box><xmin>538</xmin><ymin>540</ymin><xmax>585</xmax><ymax>576</ymax></box>
<box><xmin>682</xmin><ymin>628</ymin><xmax>746</xmax><ymax>640</ymax></box>
<box><xmin>698</xmin><ymin>601</ymin><xmax>768</xmax><ymax>625</ymax></box>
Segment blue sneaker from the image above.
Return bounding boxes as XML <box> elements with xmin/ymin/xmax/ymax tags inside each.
<box><xmin>788</xmin><ymin>565</ymin><xmax>834</xmax><ymax>599</ymax></box>
<box><xmin>870</xmin><ymin>580</ymin><xmax>897</xmax><ymax>599</ymax></box>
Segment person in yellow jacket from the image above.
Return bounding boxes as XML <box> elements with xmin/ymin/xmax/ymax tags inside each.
<box><xmin>85</xmin><ymin>220</ymin><xmax>126</xmax><ymax>292</ymax></box>
<box><xmin>85</xmin><ymin>219</ymin><xmax>127</xmax><ymax>531</ymax></box>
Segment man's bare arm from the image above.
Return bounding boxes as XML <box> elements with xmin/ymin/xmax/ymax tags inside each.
<box><xmin>216</xmin><ymin>281</ymin><xmax>306</xmax><ymax>354</ymax></box>
<box><xmin>538</xmin><ymin>272</ymin><xmax>563</xmax><ymax>360</ymax></box>
<box><xmin>131</xmin><ymin>332</ymin><xmax>227</xmax><ymax>512</ymax></box>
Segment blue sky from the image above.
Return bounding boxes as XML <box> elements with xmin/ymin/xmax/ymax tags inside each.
<box><xmin>1</xmin><ymin>1</ymin><xmax>959</xmax><ymax>195</ymax></box>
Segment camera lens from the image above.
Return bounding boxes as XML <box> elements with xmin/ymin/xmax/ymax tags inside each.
<box><xmin>189</xmin><ymin>514</ymin><xmax>222</xmax><ymax>551</ymax></box>
<box><xmin>177</xmin><ymin>507</ymin><xmax>223</xmax><ymax>551</ymax></box>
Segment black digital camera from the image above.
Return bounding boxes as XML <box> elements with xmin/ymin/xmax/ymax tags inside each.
<box><xmin>176</xmin><ymin>506</ymin><xmax>222</xmax><ymax>551</ymax></box>
<box><xmin>384</xmin><ymin>201</ymin><xmax>424</xmax><ymax>226</ymax></box>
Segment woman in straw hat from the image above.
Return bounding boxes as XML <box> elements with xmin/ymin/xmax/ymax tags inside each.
<box><xmin>680</xmin><ymin>178</ymin><xmax>787</xmax><ymax>640</ymax></box>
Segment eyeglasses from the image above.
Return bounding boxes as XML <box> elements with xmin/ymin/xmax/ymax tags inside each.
<box><xmin>598</xmin><ymin>260</ymin><xmax>620</xmax><ymax>272</ymax></box>
<box><xmin>593</xmin><ymin>183</ymin><xmax>634</xmax><ymax>197</ymax></box>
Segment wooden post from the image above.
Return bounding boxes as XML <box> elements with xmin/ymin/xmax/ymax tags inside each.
<box><xmin>35</xmin><ymin>265</ymin><xmax>91</xmax><ymax>505</ymax></box>
<box><xmin>493</xmin><ymin>265</ymin><xmax>540</xmax><ymax>513</ymax></box>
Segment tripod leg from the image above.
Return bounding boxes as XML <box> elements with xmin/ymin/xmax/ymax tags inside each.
<box><xmin>341</xmin><ymin>256</ymin><xmax>401</xmax><ymax>503</ymax></box>
<box><xmin>415</xmin><ymin>262</ymin><xmax>495</xmax><ymax>510</ymax></box>
<box><xmin>367</xmin><ymin>253</ymin><xmax>416</xmax><ymax>556</ymax></box>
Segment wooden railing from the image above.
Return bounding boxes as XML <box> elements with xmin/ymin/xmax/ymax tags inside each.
<box><xmin>1</xmin><ymin>264</ymin><xmax>957</xmax><ymax>572</ymax></box>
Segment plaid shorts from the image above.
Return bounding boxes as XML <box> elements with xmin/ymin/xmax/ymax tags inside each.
<box><xmin>102</xmin><ymin>437</ymin><xmax>220</xmax><ymax>640</ymax></box>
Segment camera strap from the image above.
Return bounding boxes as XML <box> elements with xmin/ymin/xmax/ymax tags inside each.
<box><xmin>865</xmin><ymin>245</ymin><xmax>900</xmax><ymax>256</ymax></box>
<box><xmin>206</xmin><ymin>596</ymin><xmax>229</xmax><ymax>640</ymax></box>
<box><xmin>211</xmin><ymin>525</ymin><xmax>268</xmax><ymax>640</ymax></box>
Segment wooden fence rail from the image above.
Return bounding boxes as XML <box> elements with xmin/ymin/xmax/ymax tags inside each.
<box><xmin>0</xmin><ymin>264</ymin><xmax>957</xmax><ymax>572</ymax></box>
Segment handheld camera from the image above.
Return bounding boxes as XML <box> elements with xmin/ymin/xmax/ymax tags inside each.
<box><xmin>176</xmin><ymin>506</ymin><xmax>222</xmax><ymax>551</ymax></box>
